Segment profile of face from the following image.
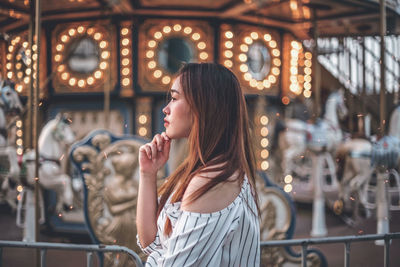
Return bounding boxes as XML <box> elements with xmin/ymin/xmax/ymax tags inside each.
<box><xmin>162</xmin><ymin>77</ymin><xmax>192</xmax><ymax>139</ymax></box>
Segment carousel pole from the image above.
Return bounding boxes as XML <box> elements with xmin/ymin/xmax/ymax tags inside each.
<box><xmin>104</xmin><ymin>74</ymin><xmax>110</xmax><ymax>130</ymax></box>
<box><xmin>104</xmin><ymin>30</ymin><xmax>111</xmax><ymax>130</ymax></box>
<box><xmin>21</xmin><ymin>1</ymin><xmax>36</xmax><ymax>244</ymax></box>
<box><xmin>33</xmin><ymin>0</ymin><xmax>41</xmax><ymax>248</ymax></box>
<box><xmin>310</xmin><ymin>8</ymin><xmax>327</xmax><ymax>237</ymax></box>
<box><xmin>312</xmin><ymin>9</ymin><xmax>321</xmax><ymax>119</ymax></box>
<box><xmin>375</xmin><ymin>0</ymin><xmax>390</xmax><ymax>246</ymax></box>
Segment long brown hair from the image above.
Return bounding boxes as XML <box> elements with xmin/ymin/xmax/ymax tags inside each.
<box><xmin>158</xmin><ymin>63</ymin><xmax>259</xmax><ymax>235</ymax></box>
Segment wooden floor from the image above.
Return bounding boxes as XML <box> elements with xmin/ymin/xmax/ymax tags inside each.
<box><xmin>0</xmin><ymin>203</ymin><xmax>399</xmax><ymax>266</ymax></box>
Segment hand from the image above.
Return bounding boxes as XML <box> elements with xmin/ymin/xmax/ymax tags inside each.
<box><xmin>139</xmin><ymin>132</ymin><xmax>171</xmax><ymax>177</ymax></box>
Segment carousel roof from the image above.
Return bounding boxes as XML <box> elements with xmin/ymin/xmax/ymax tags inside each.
<box><xmin>0</xmin><ymin>0</ymin><xmax>399</xmax><ymax>39</ymax></box>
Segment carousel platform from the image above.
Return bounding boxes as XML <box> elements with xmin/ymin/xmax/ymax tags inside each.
<box><xmin>1</xmin><ymin>203</ymin><xmax>399</xmax><ymax>266</ymax></box>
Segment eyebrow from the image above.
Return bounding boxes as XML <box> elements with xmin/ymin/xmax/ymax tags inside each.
<box><xmin>170</xmin><ymin>89</ymin><xmax>180</xmax><ymax>94</ymax></box>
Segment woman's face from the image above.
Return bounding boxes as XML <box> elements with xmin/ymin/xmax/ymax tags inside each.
<box><xmin>162</xmin><ymin>77</ymin><xmax>192</xmax><ymax>139</ymax></box>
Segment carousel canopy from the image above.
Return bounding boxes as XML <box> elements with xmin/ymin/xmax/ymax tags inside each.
<box><xmin>0</xmin><ymin>0</ymin><xmax>399</xmax><ymax>39</ymax></box>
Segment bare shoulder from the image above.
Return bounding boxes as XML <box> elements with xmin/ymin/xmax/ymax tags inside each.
<box><xmin>181</xmin><ymin>171</ymin><xmax>241</xmax><ymax>213</ymax></box>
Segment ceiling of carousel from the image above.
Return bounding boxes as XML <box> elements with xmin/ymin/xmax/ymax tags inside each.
<box><xmin>0</xmin><ymin>0</ymin><xmax>399</xmax><ymax>39</ymax></box>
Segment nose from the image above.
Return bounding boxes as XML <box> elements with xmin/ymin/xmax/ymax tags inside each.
<box><xmin>163</xmin><ymin>104</ymin><xmax>170</xmax><ymax>115</ymax></box>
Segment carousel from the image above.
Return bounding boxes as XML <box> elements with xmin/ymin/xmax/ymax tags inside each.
<box><xmin>0</xmin><ymin>0</ymin><xmax>399</xmax><ymax>266</ymax></box>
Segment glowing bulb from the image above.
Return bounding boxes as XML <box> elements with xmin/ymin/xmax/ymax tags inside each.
<box><xmin>148</xmin><ymin>40</ymin><xmax>156</xmax><ymax>48</ymax></box>
<box><xmin>122</xmin><ymin>78</ymin><xmax>130</xmax><ymax>86</ymax></box>
<box><xmin>94</xmin><ymin>32</ymin><xmax>102</xmax><ymax>40</ymax></box>
<box><xmin>121</xmin><ymin>28</ymin><xmax>129</xmax><ymax>36</ymax></box>
<box><xmin>139</xmin><ymin>127</ymin><xmax>147</xmax><ymax>136</ymax></box>
<box><xmin>173</xmin><ymin>24</ymin><xmax>182</xmax><ymax>31</ymax></box>
<box><xmin>183</xmin><ymin>27</ymin><xmax>192</xmax><ymax>34</ymax></box>
<box><xmin>138</xmin><ymin>115</ymin><xmax>147</xmax><ymax>124</ymax></box>
<box><xmin>197</xmin><ymin>42</ymin><xmax>206</xmax><ymax>49</ymax></box>
<box><xmin>260</xmin><ymin>115</ymin><xmax>268</xmax><ymax>125</ymax></box>
<box><xmin>224</xmin><ymin>60</ymin><xmax>233</xmax><ymax>68</ymax></box>
<box><xmin>162</xmin><ymin>76</ymin><xmax>171</xmax><ymax>84</ymax></box>
<box><xmin>192</xmin><ymin>33</ymin><xmax>201</xmax><ymax>40</ymax></box>
<box><xmin>199</xmin><ymin>52</ymin><xmax>208</xmax><ymax>60</ymax></box>
<box><xmin>148</xmin><ymin>61</ymin><xmax>156</xmax><ymax>69</ymax></box>
<box><xmin>225</xmin><ymin>31</ymin><xmax>233</xmax><ymax>39</ymax></box>
<box><xmin>261</xmin><ymin>161</ymin><xmax>269</xmax><ymax>170</ymax></box>
<box><xmin>250</xmin><ymin>32</ymin><xmax>259</xmax><ymax>39</ymax></box>
<box><xmin>69</xmin><ymin>78</ymin><xmax>76</xmax><ymax>86</ymax></box>
<box><xmin>163</xmin><ymin>26</ymin><xmax>171</xmax><ymax>33</ymax></box>
<box><xmin>122</xmin><ymin>38</ymin><xmax>130</xmax><ymax>46</ymax></box>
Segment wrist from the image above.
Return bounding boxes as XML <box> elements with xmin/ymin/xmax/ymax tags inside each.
<box><xmin>140</xmin><ymin>171</ymin><xmax>158</xmax><ymax>181</ymax></box>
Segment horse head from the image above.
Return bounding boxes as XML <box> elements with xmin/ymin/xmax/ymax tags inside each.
<box><xmin>0</xmin><ymin>80</ymin><xmax>23</xmax><ymax>115</ymax></box>
<box><xmin>52</xmin><ymin>113</ymin><xmax>75</xmax><ymax>146</ymax></box>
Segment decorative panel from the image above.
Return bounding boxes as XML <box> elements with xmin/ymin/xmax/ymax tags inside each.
<box><xmin>220</xmin><ymin>24</ymin><xmax>281</xmax><ymax>95</ymax></box>
<box><xmin>139</xmin><ymin>19</ymin><xmax>213</xmax><ymax>92</ymax></box>
<box><xmin>5</xmin><ymin>31</ymin><xmax>47</xmax><ymax>97</ymax></box>
<box><xmin>52</xmin><ymin>22</ymin><xmax>117</xmax><ymax>94</ymax></box>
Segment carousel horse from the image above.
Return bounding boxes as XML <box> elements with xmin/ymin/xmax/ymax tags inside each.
<box><xmin>0</xmin><ymin>79</ymin><xmax>23</xmax><ymax>210</ymax></box>
<box><xmin>335</xmin><ymin>105</ymin><xmax>400</xmax><ymax>219</ymax></box>
<box><xmin>278</xmin><ymin>89</ymin><xmax>347</xmax><ymax>185</ymax></box>
<box><xmin>22</xmin><ymin>113</ymin><xmax>76</xmax><ymax>212</ymax></box>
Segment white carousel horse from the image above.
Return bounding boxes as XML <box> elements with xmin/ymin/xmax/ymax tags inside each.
<box><xmin>336</xmin><ymin>105</ymin><xmax>400</xmax><ymax>218</ymax></box>
<box><xmin>0</xmin><ymin>79</ymin><xmax>23</xmax><ymax>210</ymax></box>
<box><xmin>18</xmin><ymin>114</ymin><xmax>76</xmax><ymax>241</ymax></box>
<box><xmin>23</xmin><ymin>113</ymin><xmax>76</xmax><ymax>211</ymax></box>
<box><xmin>278</xmin><ymin>89</ymin><xmax>347</xmax><ymax>186</ymax></box>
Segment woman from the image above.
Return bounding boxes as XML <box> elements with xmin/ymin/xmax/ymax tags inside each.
<box><xmin>136</xmin><ymin>63</ymin><xmax>260</xmax><ymax>266</ymax></box>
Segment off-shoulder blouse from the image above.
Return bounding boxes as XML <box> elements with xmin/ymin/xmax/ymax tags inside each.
<box><xmin>137</xmin><ymin>176</ymin><xmax>260</xmax><ymax>267</ymax></box>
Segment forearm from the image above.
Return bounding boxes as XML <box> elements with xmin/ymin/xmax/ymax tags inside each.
<box><xmin>136</xmin><ymin>172</ymin><xmax>158</xmax><ymax>247</ymax></box>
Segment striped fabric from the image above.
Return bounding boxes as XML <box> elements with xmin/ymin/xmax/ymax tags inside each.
<box><xmin>137</xmin><ymin>176</ymin><xmax>260</xmax><ymax>267</ymax></box>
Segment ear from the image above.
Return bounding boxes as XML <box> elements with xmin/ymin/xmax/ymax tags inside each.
<box><xmin>55</xmin><ymin>113</ymin><xmax>62</xmax><ymax>122</ymax></box>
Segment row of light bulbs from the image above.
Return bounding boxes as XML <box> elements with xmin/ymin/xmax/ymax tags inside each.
<box><xmin>120</xmin><ymin>25</ymin><xmax>132</xmax><ymax>88</ymax></box>
<box><xmin>259</xmin><ymin>115</ymin><xmax>269</xmax><ymax>171</ymax></box>
<box><xmin>6</xmin><ymin>36</ymin><xmax>37</xmax><ymax>93</ymax></box>
<box><xmin>289</xmin><ymin>41</ymin><xmax>312</xmax><ymax>98</ymax></box>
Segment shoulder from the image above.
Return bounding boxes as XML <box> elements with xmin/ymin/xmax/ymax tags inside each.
<box><xmin>181</xmin><ymin>171</ymin><xmax>241</xmax><ymax>213</ymax></box>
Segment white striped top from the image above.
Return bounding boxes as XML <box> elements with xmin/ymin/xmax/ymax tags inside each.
<box><xmin>137</xmin><ymin>176</ymin><xmax>260</xmax><ymax>267</ymax></box>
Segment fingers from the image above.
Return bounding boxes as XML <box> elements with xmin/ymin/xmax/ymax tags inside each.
<box><xmin>140</xmin><ymin>144</ymin><xmax>152</xmax><ymax>159</ymax></box>
<box><xmin>161</xmin><ymin>132</ymin><xmax>170</xmax><ymax>142</ymax></box>
<box><xmin>153</xmin><ymin>134</ymin><xmax>164</xmax><ymax>152</ymax></box>
<box><xmin>140</xmin><ymin>132</ymin><xmax>171</xmax><ymax>161</ymax></box>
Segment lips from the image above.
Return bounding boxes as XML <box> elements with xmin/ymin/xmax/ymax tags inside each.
<box><xmin>164</xmin><ymin>119</ymin><xmax>169</xmax><ymax>127</ymax></box>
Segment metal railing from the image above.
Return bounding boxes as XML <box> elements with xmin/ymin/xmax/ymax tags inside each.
<box><xmin>0</xmin><ymin>240</ymin><xmax>143</xmax><ymax>267</ymax></box>
<box><xmin>260</xmin><ymin>232</ymin><xmax>400</xmax><ymax>267</ymax></box>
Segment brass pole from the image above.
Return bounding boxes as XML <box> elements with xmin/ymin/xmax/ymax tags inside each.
<box><xmin>312</xmin><ymin>9</ymin><xmax>321</xmax><ymax>119</ymax></box>
<box><xmin>379</xmin><ymin>0</ymin><xmax>386</xmax><ymax>137</ymax></box>
<box><xmin>362</xmin><ymin>38</ymin><xmax>366</xmax><ymax>116</ymax></box>
<box><xmin>34</xmin><ymin>0</ymin><xmax>41</xmax><ymax>245</ymax></box>
<box><xmin>347</xmin><ymin>38</ymin><xmax>354</xmax><ymax>133</ymax></box>
<box><xmin>27</xmin><ymin>8</ymin><xmax>34</xmax><ymax>150</ymax></box>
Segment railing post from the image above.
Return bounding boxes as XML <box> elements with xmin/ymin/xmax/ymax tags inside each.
<box><xmin>375</xmin><ymin>171</ymin><xmax>390</xmax><ymax>245</ymax></box>
<box><xmin>310</xmin><ymin>152</ymin><xmax>327</xmax><ymax>237</ymax></box>
<box><xmin>40</xmin><ymin>249</ymin><xmax>46</xmax><ymax>267</ymax></box>
<box><xmin>87</xmin><ymin>251</ymin><xmax>93</xmax><ymax>267</ymax></box>
<box><xmin>384</xmin><ymin>236</ymin><xmax>390</xmax><ymax>267</ymax></box>
<box><xmin>344</xmin><ymin>242</ymin><xmax>351</xmax><ymax>267</ymax></box>
<box><xmin>301</xmin><ymin>243</ymin><xmax>308</xmax><ymax>267</ymax></box>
